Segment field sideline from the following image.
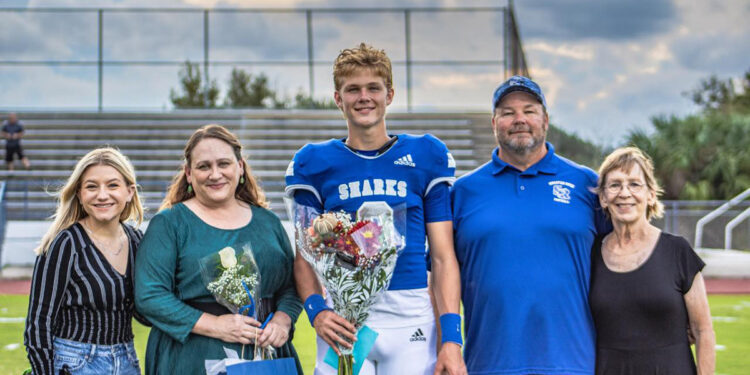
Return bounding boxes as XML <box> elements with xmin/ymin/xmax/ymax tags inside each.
<box><xmin>1</xmin><ymin>294</ymin><xmax>748</xmax><ymax>374</ymax></box>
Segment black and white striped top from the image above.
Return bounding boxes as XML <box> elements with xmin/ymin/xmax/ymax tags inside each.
<box><xmin>24</xmin><ymin>222</ymin><xmax>144</xmax><ymax>375</ymax></box>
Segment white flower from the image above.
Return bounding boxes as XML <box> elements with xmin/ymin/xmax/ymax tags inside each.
<box><xmin>218</xmin><ymin>247</ymin><xmax>237</xmax><ymax>268</ymax></box>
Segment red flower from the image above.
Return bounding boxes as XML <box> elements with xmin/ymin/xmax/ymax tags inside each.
<box><xmin>347</xmin><ymin>220</ymin><xmax>371</xmax><ymax>236</ymax></box>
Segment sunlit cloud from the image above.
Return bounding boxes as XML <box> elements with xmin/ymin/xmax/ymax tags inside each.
<box><xmin>4</xmin><ymin>0</ymin><xmax>747</xmax><ymax>145</ymax></box>
<box><xmin>525</xmin><ymin>42</ymin><xmax>594</xmax><ymax>61</ymax></box>
<box><xmin>424</xmin><ymin>73</ymin><xmax>498</xmax><ymax>88</ymax></box>
<box><xmin>526</xmin><ymin>67</ymin><xmax>563</xmax><ymax>108</ymax></box>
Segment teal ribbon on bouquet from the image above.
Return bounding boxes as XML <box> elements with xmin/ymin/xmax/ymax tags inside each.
<box><xmin>324</xmin><ymin>325</ymin><xmax>378</xmax><ymax>375</ymax></box>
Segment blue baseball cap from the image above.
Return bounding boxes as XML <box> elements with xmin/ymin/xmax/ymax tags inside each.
<box><xmin>492</xmin><ymin>75</ymin><xmax>547</xmax><ymax>111</ymax></box>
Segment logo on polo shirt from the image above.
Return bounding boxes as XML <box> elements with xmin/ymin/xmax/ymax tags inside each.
<box><xmin>549</xmin><ymin>180</ymin><xmax>575</xmax><ymax>204</ymax></box>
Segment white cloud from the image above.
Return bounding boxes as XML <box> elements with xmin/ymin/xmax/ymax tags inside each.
<box><xmin>516</xmin><ymin>0</ymin><xmax>749</xmax><ymax>144</ymax></box>
<box><xmin>4</xmin><ymin>0</ymin><xmax>747</xmax><ymax>147</ymax></box>
<box><xmin>525</xmin><ymin>42</ymin><xmax>594</xmax><ymax>61</ymax></box>
<box><xmin>0</xmin><ymin>67</ymin><xmax>97</xmax><ymax>108</ymax></box>
<box><xmin>425</xmin><ymin>73</ymin><xmax>498</xmax><ymax>88</ymax></box>
<box><xmin>647</xmin><ymin>43</ymin><xmax>673</xmax><ymax>63</ymax></box>
<box><xmin>181</xmin><ymin>0</ymin><xmax>326</xmax><ymax>7</ymax></box>
<box><xmin>526</xmin><ymin>67</ymin><xmax>563</xmax><ymax>108</ymax></box>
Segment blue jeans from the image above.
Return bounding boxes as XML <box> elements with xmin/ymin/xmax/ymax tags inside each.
<box><xmin>52</xmin><ymin>337</ymin><xmax>140</xmax><ymax>375</ymax></box>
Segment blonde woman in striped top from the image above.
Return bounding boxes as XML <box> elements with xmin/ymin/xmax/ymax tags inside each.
<box><xmin>24</xmin><ymin>147</ymin><xmax>145</xmax><ymax>374</ymax></box>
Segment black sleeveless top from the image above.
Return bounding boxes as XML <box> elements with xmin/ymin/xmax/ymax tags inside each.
<box><xmin>589</xmin><ymin>232</ymin><xmax>705</xmax><ymax>375</ymax></box>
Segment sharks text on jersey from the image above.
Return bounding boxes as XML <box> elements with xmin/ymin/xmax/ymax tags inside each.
<box><xmin>338</xmin><ymin>179</ymin><xmax>407</xmax><ymax>200</ymax></box>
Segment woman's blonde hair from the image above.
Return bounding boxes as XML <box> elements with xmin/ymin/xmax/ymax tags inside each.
<box><xmin>160</xmin><ymin>124</ymin><xmax>268</xmax><ymax>210</ymax></box>
<box><xmin>596</xmin><ymin>146</ymin><xmax>665</xmax><ymax>220</ymax></box>
<box><xmin>36</xmin><ymin>148</ymin><xmax>144</xmax><ymax>255</ymax></box>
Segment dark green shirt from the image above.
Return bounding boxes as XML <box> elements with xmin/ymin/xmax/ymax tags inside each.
<box><xmin>134</xmin><ymin>203</ymin><xmax>301</xmax><ymax>373</ymax></box>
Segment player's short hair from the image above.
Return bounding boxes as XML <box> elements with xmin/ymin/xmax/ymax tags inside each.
<box><xmin>333</xmin><ymin>42</ymin><xmax>393</xmax><ymax>91</ymax></box>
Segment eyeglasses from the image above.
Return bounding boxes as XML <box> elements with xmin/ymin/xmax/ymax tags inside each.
<box><xmin>605</xmin><ymin>181</ymin><xmax>645</xmax><ymax>194</ymax></box>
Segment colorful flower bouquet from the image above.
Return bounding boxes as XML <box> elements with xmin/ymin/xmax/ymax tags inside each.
<box><xmin>198</xmin><ymin>245</ymin><xmax>274</xmax><ymax>361</ymax></box>
<box><xmin>288</xmin><ymin>201</ymin><xmax>406</xmax><ymax>375</ymax></box>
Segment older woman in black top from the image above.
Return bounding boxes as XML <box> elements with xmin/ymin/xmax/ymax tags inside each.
<box><xmin>590</xmin><ymin>147</ymin><xmax>715</xmax><ymax>374</ymax></box>
<box><xmin>24</xmin><ymin>148</ymin><xmax>145</xmax><ymax>374</ymax></box>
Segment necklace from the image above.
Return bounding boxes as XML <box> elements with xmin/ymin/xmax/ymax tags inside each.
<box><xmin>82</xmin><ymin>222</ymin><xmax>126</xmax><ymax>256</ymax></box>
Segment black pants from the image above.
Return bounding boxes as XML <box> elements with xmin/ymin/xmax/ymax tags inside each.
<box><xmin>5</xmin><ymin>143</ymin><xmax>24</xmax><ymax>162</ymax></box>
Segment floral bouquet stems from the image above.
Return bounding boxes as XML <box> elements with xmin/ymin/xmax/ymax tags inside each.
<box><xmin>199</xmin><ymin>245</ymin><xmax>274</xmax><ymax>360</ymax></box>
<box><xmin>288</xmin><ymin>200</ymin><xmax>406</xmax><ymax>375</ymax></box>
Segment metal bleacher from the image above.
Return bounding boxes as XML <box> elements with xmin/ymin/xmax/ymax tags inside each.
<box><xmin>0</xmin><ymin>111</ymin><xmax>492</xmax><ymax>220</ymax></box>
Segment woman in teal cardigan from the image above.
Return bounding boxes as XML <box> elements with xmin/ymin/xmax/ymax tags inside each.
<box><xmin>135</xmin><ymin>124</ymin><xmax>302</xmax><ymax>374</ymax></box>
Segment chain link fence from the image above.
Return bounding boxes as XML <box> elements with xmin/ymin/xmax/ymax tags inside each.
<box><xmin>0</xmin><ymin>5</ymin><xmax>528</xmax><ymax>111</ymax></box>
<box><xmin>656</xmin><ymin>201</ymin><xmax>750</xmax><ymax>250</ymax></box>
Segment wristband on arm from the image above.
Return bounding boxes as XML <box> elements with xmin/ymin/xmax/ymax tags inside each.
<box><xmin>439</xmin><ymin>313</ymin><xmax>463</xmax><ymax>346</ymax></box>
<box><xmin>304</xmin><ymin>294</ymin><xmax>332</xmax><ymax>327</ymax></box>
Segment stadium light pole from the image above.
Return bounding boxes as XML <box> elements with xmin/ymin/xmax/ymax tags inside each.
<box><xmin>404</xmin><ymin>9</ymin><xmax>412</xmax><ymax>112</ymax></box>
<box><xmin>502</xmin><ymin>4</ymin><xmax>508</xmax><ymax>80</ymax></box>
<box><xmin>306</xmin><ymin>10</ymin><xmax>315</xmax><ymax>99</ymax></box>
<box><xmin>203</xmin><ymin>9</ymin><xmax>210</xmax><ymax>108</ymax></box>
<box><xmin>98</xmin><ymin>9</ymin><xmax>103</xmax><ymax>112</ymax></box>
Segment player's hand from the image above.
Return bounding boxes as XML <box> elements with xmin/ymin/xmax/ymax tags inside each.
<box><xmin>257</xmin><ymin>312</ymin><xmax>292</xmax><ymax>348</ymax></box>
<box><xmin>313</xmin><ymin>310</ymin><xmax>357</xmax><ymax>355</ymax></box>
<box><xmin>433</xmin><ymin>342</ymin><xmax>467</xmax><ymax>375</ymax></box>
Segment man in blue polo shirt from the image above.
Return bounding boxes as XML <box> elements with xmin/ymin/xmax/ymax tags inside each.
<box><xmin>452</xmin><ymin>76</ymin><xmax>609</xmax><ymax>374</ymax></box>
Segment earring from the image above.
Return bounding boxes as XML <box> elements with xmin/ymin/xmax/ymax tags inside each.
<box><xmin>187</xmin><ymin>184</ymin><xmax>193</xmax><ymax>194</ymax></box>
<box><xmin>240</xmin><ymin>176</ymin><xmax>245</xmax><ymax>184</ymax></box>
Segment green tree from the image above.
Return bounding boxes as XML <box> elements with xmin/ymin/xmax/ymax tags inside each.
<box><xmin>225</xmin><ymin>68</ymin><xmax>278</xmax><ymax>108</ymax></box>
<box><xmin>627</xmin><ymin>69</ymin><xmax>750</xmax><ymax>200</ymax></box>
<box><xmin>170</xmin><ymin>61</ymin><xmax>219</xmax><ymax>108</ymax></box>
<box><xmin>626</xmin><ymin>112</ymin><xmax>750</xmax><ymax>200</ymax></box>
<box><xmin>686</xmin><ymin>68</ymin><xmax>750</xmax><ymax>114</ymax></box>
<box><xmin>546</xmin><ymin>124</ymin><xmax>605</xmax><ymax>169</ymax></box>
<box><xmin>292</xmin><ymin>90</ymin><xmax>338</xmax><ymax>109</ymax></box>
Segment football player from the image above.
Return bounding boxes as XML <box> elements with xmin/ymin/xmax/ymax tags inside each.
<box><xmin>286</xmin><ymin>43</ymin><xmax>466</xmax><ymax>375</ymax></box>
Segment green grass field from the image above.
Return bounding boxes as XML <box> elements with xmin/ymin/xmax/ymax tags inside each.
<box><xmin>2</xmin><ymin>294</ymin><xmax>748</xmax><ymax>374</ymax></box>
<box><xmin>0</xmin><ymin>294</ymin><xmax>317</xmax><ymax>375</ymax></box>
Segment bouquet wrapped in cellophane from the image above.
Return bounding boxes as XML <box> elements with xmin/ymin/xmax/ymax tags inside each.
<box><xmin>287</xmin><ymin>200</ymin><xmax>406</xmax><ymax>375</ymax></box>
<box><xmin>198</xmin><ymin>245</ymin><xmax>274</xmax><ymax>362</ymax></box>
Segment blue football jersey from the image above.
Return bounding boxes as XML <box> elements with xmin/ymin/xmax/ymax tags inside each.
<box><xmin>285</xmin><ymin>134</ymin><xmax>456</xmax><ymax>290</ymax></box>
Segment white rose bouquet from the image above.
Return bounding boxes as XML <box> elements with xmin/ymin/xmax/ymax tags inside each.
<box><xmin>198</xmin><ymin>245</ymin><xmax>274</xmax><ymax>360</ymax></box>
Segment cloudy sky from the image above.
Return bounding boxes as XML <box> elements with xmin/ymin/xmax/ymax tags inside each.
<box><xmin>1</xmin><ymin>0</ymin><xmax>748</xmax><ymax>146</ymax></box>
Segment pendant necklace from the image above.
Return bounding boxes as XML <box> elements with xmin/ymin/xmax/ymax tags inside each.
<box><xmin>82</xmin><ymin>222</ymin><xmax>126</xmax><ymax>256</ymax></box>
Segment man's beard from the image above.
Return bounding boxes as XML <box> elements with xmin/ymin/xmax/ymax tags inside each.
<box><xmin>496</xmin><ymin>126</ymin><xmax>546</xmax><ymax>155</ymax></box>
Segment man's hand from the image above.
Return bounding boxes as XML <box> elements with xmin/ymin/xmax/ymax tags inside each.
<box><xmin>433</xmin><ymin>342</ymin><xmax>467</xmax><ymax>375</ymax></box>
<box><xmin>313</xmin><ymin>310</ymin><xmax>357</xmax><ymax>355</ymax></box>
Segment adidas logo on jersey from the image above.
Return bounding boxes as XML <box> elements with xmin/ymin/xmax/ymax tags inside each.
<box><xmin>394</xmin><ymin>154</ymin><xmax>416</xmax><ymax>167</ymax></box>
<box><xmin>409</xmin><ymin>328</ymin><xmax>427</xmax><ymax>342</ymax></box>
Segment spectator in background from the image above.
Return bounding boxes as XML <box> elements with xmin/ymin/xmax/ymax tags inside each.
<box><xmin>2</xmin><ymin>113</ymin><xmax>31</xmax><ymax>171</ymax></box>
